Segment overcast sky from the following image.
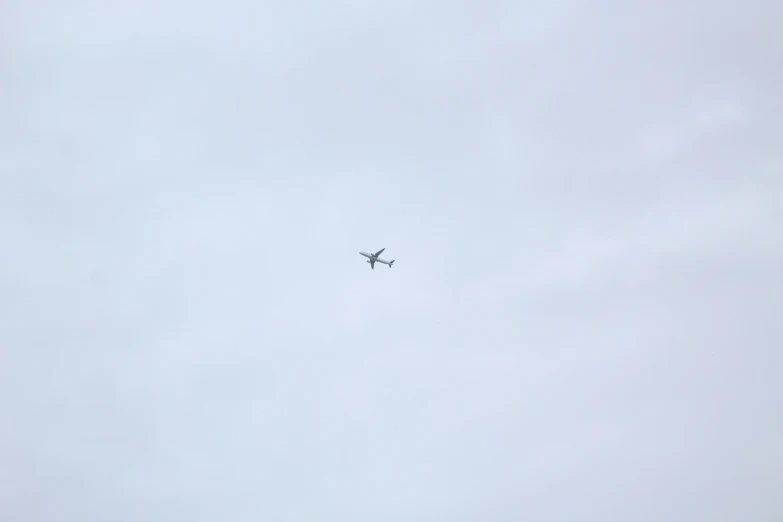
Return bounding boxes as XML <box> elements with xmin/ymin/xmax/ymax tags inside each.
<box><xmin>2</xmin><ymin>1</ymin><xmax>782</xmax><ymax>521</ymax></box>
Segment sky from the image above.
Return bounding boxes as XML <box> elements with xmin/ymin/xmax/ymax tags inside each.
<box><xmin>1</xmin><ymin>1</ymin><xmax>782</xmax><ymax>521</ymax></box>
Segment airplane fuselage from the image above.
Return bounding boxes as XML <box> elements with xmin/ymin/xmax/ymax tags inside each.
<box><xmin>359</xmin><ymin>252</ymin><xmax>391</xmax><ymax>265</ymax></box>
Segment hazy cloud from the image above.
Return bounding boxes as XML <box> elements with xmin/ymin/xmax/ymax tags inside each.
<box><xmin>2</xmin><ymin>1</ymin><xmax>782</xmax><ymax>521</ymax></box>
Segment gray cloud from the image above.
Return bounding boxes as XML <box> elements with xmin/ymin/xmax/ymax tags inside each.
<box><xmin>2</xmin><ymin>1</ymin><xmax>782</xmax><ymax>521</ymax></box>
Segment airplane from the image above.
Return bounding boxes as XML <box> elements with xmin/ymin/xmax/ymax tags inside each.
<box><xmin>359</xmin><ymin>248</ymin><xmax>395</xmax><ymax>270</ymax></box>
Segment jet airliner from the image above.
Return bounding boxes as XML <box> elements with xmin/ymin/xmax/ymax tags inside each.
<box><xmin>359</xmin><ymin>248</ymin><xmax>395</xmax><ymax>269</ymax></box>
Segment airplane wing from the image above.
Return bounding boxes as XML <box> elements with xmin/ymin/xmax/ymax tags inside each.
<box><xmin>370</xmin><ymin>259</ymin><xmax>375</xmax><ymax>269</ymax></box>
<box><xmin>374</xmin><ymin>248</ymin><xmax>385</xmax><ymax>257</ymax></box>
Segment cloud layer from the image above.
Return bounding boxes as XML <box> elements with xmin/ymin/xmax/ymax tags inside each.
<box><xmin>2</xmin><ymin>1</ymin><xmax>782</xmax><ymax>521</ymax></box>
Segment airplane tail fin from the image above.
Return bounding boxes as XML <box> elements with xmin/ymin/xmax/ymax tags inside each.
<box><xmin>389</xmin><ymin>260</ymin><xmax>395</xmax><ymax>267</ymax></box>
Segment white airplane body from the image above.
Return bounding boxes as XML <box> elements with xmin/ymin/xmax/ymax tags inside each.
<box><xmin>359</xmin><ymin>248</ymin><xmax>395</xmax><ymax>269</ymax></box>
